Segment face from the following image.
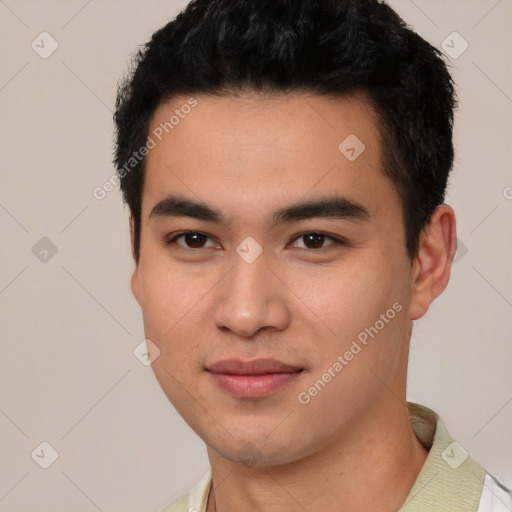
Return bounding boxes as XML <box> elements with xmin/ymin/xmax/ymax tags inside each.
<box><xmin>131</xmin><ymin>92</ymin><xmax>418</xmax><ymax>467</ymax></box>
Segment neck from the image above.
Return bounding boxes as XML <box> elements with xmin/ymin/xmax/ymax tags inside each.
<box><xmin>206</xmin><ymin>399</ymin><xmax>428</xmax><ymax>512</ymax></box>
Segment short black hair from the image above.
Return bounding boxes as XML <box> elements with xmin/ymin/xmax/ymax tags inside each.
<box><xmin>113</xmin><ymin>0</ymin><xmax>457</xmax><ymax>263</ymax></box>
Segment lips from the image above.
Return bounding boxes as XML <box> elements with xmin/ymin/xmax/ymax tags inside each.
<box><xmin>207</xmin><ymin>358</ymin><xmax>302</xmax><ymax>375</ymax></box>
<box><xmin>206</xmin><ymin>358</ymin><xmax>304</xmax><ymax>398</ymax></box>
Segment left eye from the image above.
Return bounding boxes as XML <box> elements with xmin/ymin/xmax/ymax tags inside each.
<box><xmin>289</xmin><ymin>232</ymin><xmax>340</xmax><ymax>250</ymax></box>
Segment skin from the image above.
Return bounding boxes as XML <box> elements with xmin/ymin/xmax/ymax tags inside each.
<box><xmin>130</xmin><ymin>92</ymin><xmax>457</xmax><ymax>511</ymax></box>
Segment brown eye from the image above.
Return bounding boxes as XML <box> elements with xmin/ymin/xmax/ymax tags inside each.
<box><xmin>166</xmin><ymin>232</ymin><xmax>218</xmax><ymax>249</ymax></box>
<box><xmin>182</xmin><ymin>233</ymin><xmax>208</xmax><ymax>248</ymax></box>
<box><xmin>303</xmin><ymin>233</ymin><xmax>325</xmax><ymax>249</ymax></box>
<box><xmin>290</xmin><ymin>232</ymin><xmax>342</xmax><ymax>250</ymax></box>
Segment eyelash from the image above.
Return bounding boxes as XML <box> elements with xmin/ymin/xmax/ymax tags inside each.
<box><xmin>164</xmin><ymin>231</ymin><xmax>347</xmax><ymax>251</ymax></box>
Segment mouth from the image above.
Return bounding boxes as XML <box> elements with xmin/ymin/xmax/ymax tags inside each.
<box><xmin>205</xmin><ymin>358</ymin><xmax>304</xmax><ymax>398</ymax></box>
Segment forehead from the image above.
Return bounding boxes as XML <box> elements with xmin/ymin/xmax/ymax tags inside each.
<box><xmin>142</xmin><ymin>92</ymin><xmax>397</xmax><ymax>225</ymax></box>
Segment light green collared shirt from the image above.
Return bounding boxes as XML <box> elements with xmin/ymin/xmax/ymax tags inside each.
<box><xmin>163</xmin><ymin>402</ymin><xmax>511</xmax><ymax>511</ymax></box>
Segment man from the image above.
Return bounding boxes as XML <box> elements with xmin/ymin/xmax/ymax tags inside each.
<box><xmin>113</xmin><ymin>0</ymin><xmax>511</xmax><ymax>510</ymax></box>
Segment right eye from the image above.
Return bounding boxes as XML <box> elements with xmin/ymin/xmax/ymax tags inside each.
<box><xmin>164</xmin><ymin>231</ymin><xmax>220</xmax><ymax>250</ymax></box>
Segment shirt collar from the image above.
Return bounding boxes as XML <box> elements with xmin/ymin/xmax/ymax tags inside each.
<box><xmin>399</xmin><ymin>402</ymin><xmax>485</xmax><ymax>511</ymax></box>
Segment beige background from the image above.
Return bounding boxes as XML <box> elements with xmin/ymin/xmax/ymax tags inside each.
<box><xmin>1</xmin><ymin>0</ymin><xmax>511</xmax><ymax>510</ymax></box>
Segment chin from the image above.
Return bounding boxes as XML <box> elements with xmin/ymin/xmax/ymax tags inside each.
<box><xmin>203</xmin><ymin>427</ymin><xmax>312</xmax><ymax>469</ymax></box>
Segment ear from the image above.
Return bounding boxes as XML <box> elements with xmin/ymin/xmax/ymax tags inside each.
<box><xmin>409</xmin><ymin>204</ymin><xmax>457</xmax><ymax>320</ymax></box>
<box><xmin>129</xmin><ymin>214</ymin><xmax>142</xmax><ymax>306</ymax></box>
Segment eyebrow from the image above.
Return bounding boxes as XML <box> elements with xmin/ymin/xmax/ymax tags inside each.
<box><xmin>149</xmin><ymin>194</ymin><xmax>370</xmax><ymax>226</ymax></box>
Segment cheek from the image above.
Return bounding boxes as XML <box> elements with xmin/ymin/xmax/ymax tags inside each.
<box><xmin>137</xmin><ymin>254</ymin><xmax>210</xmax><ymax>338</ymax></box>
<box><xmin>291</xmin><ymin>259</ymin><xmax>398</xmax><ymax>341</ymax></box>
<box><xmin>138</xmin><ymin>262</ymin><xmax>207</xmax><ymax>402</ymax></box>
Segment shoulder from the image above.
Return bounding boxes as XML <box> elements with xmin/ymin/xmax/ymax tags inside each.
<box><xmin>160</xmin><ymin>493</ymin><xmax>189</xmax><ymax>512</ymax></box>
<box><xmin>478</xmin><ymin>473</ymin><xmax>512</xmax><ymax>512</ymax></box>
<box><xmin>160</xmin><ymin>469</ymin><xmax>212</xmax><ymax>512</ymax></box>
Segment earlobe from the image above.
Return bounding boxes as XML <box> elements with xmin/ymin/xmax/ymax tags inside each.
<box><xmin>409</xmin><ymin>205</ymin><xmax>457</xmax><ymax>320</ymax></box>
<box><xmin>131</xmin><ymin>266</ymin><xmax>142</xmax><ymax>306</ymax></box>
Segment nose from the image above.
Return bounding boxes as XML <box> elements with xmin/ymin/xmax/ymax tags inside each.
<box><xmin>212</xmin><ymin>254</ymin><xmax>291</xmax><ymax>338</ymax></box>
